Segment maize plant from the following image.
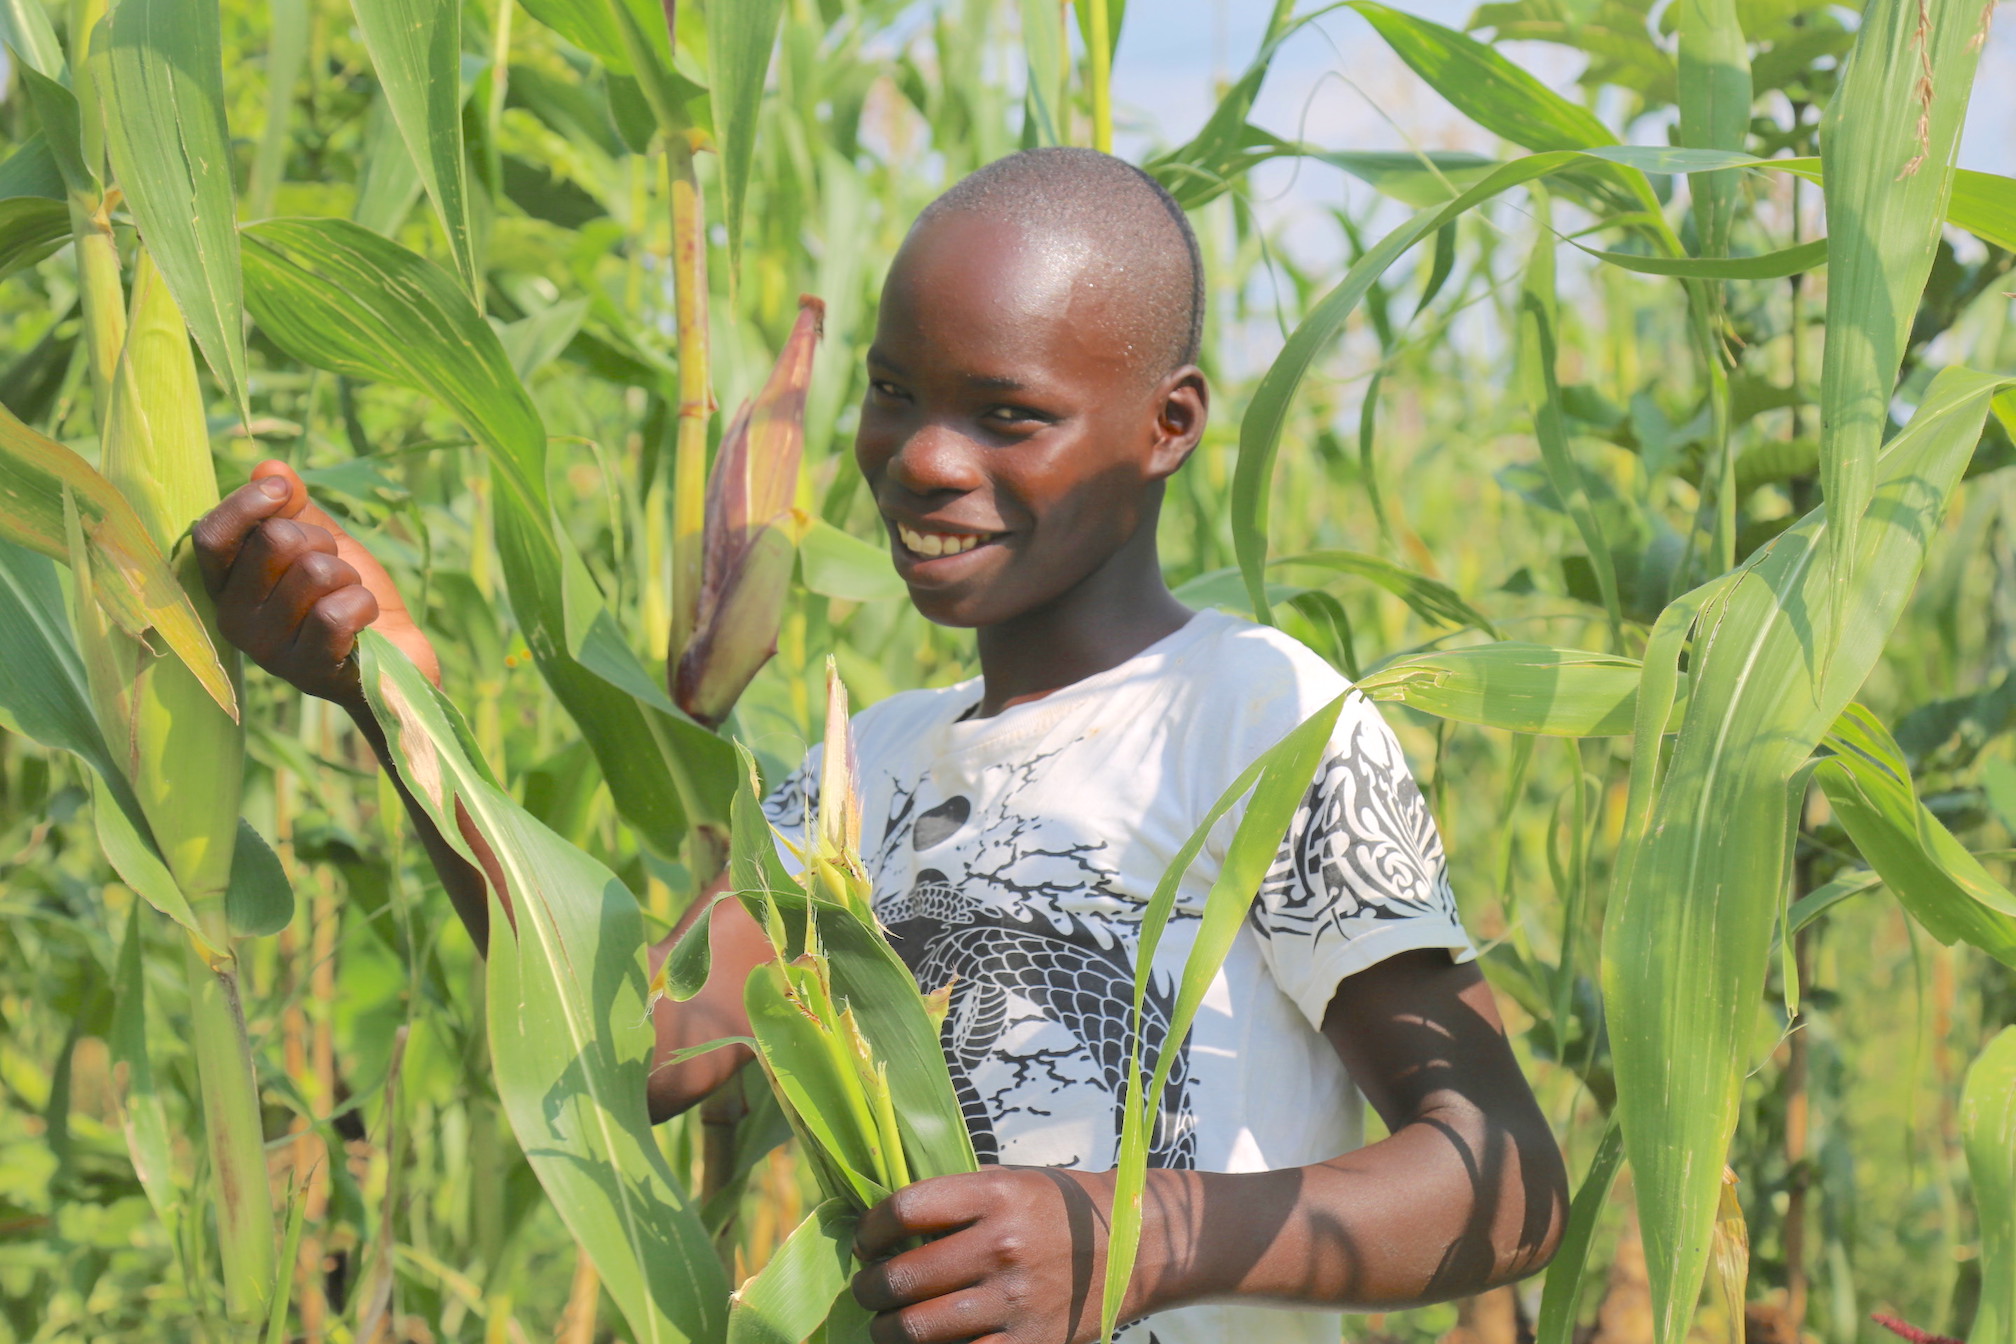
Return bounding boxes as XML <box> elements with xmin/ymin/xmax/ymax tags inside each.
<box><xmin>0</xmin><ymin>0</ymin><xmax>296</xmax><ymax>1329</ymax></box>
<box><xmin>1</xmin><ymin>0</ymin><xmax>2016</xmax><ymax>1339</ymax></box>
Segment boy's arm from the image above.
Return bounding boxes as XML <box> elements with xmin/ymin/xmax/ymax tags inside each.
<box><xmin>194</xmin><ymin>464</ymin><xmax>763</xmax><ymax>1121</ymax></box>
<box><xmin>848</xmin><ymin>948</ymin><xmax>1567</xmax><ymax>1340</ymax></box>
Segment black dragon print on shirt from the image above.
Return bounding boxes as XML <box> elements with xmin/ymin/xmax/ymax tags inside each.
<box><xmin>765</xmin><ymin>745</ymin><xmax>1199</xmax><ymax>1171</ymax></box>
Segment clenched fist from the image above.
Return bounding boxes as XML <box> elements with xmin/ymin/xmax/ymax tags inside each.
<box><xmin>193</xmin><ymin>459</ymin><xmax>440</xmax><ymax>703</ymax></box>
<box><xmin>850</xmin><ymin>1166</ymin><xmax>1152</xmax><ymax>1344</ymax></box>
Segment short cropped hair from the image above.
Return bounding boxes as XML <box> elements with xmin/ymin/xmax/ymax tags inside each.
<box><xmin>914</xmin><ymin>148</ymin><xmax>1205</xmax><ymax>378</ymax></box>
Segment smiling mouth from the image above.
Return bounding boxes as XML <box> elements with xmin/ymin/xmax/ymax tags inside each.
<box><xmin>895</xmin><ymin>523</ymin><xmax>1002</xmax><ymax>558</ymax></box>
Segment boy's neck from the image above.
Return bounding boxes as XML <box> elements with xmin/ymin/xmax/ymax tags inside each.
<box><xmin>970</xmin><ymin>529</ymin><xmax>1194</xmax><ymax>719</ymax></box>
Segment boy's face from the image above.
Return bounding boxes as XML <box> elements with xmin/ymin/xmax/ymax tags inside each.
<box><xmin>855</xmin><ymin>212</ymin><xmax>1205</xmax><ymax>629</ymax></box>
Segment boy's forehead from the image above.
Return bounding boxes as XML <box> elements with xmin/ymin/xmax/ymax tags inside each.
<box><xmin>878</xmin><ymin>212</ymin><xmax>1143</xmax><ymax>373</ymax></box>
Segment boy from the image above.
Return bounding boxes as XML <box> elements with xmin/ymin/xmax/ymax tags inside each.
<box><xmin>195</xmin><ymin>148</ymin><xmax>1565</xmax><ymax>1343</ymax></box>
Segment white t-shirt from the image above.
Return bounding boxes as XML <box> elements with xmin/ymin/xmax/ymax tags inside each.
<box><xmin>762</xmin><ymin>610</ymin><xmax>1474</xmax><ymax>1343</ymax></box>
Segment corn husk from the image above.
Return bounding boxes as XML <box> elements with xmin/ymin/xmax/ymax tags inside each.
<box><xmin>673</xmin><ymin>296</ymin><xmax>823</xmax><ymax>728</ymax></box>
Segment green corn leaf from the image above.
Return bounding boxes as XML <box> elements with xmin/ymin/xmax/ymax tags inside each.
<box><xmin>1814</xmin><ymin>703</ymin><xmax>2016</xmax><ymax>965</ymax></box>
<box><xmin>0</xmin><ymin>198</ymin><xmax>67</xmax><ymax>280</ymax></box>
<box><xmin>1948</xmin><ymin>169</ymin><xmax>2016</xmax><ymax>253</ymax></box>
<box><xmin>1535</xmin><ymin>1118</ymin><xmax>1624</xmax><ymax>1344</ymax></box>
<box><xmin>658</xmin><ymin>894</ymin><xmax>729</xmax><ymax>1002</ymax></box>
<box><xmin>798</xmin><ymin>517</ymin><xmax>905</xmax><ymax>603</ymax></box>
<box><xmin>265</xmin><ymin>1171</ymin><xmax>312</xmax><ymax>1344</ymax></box>
<box><xmin>0</xmin><ymin>136</ymin><xmax>66</xmax><ymax>202</ymax></box>
<box><xmin>1674</xmin><ymin>0</ymin><xmax>1750</xmax><ymax>263</ymax></box>
<box><xmin>224</xmin><ymin>818</ymin><xmax>295</xmax><ymax>938</ymax></box>
<box><xmin>1816</xmin><ymin>0</ymin><xmax>1987</xmax><ymax>659</ymax></box>
<box><xmin>1356</xmin><ymin>644</ymin><xmax>1657</xmax><ymax>738</ymax></box>
<box><xmin>347</xmin><ymin>0</ymin><xmax>478</xmax><ymax>294</ymax></box>
<box><xmin>241</xmin><ymin>216</ymin><xmax>733</xmax><ymax>852</ymax></box>
<box><xmin>1614</xmin><ymin>572</ymin><xmax>1736</xmax><ymax>903</ymax></box>
<box><xmin>1752</xmin><ymin>158</ymin><xmax>2015</xmax><ymax>254</ymax></box>
<box><xmin>1018</xmin><ymin>0</ymin><xmax>1065</xmax><ymax>147</ymax></box>
<box><xmin>1145</xmin><ymin>0</ymin><xmax>1334</xmax><ymax>208</ymax></box>
<box><xmin>14</xmin><ymin>55</ymin><xmax>88</xmax><ymax>194</ymax></box>
<box><xmin>1521</xmin><ymin>222</ymin><xmax>1622</xmax><ymax>647</ymax></box>
<box><xmin>1308</xmin><ymin>148</ymin><xmax>1500</xmax><ymax>208</ymax></box>
<box><xmin>0</xmin><ymin>0</ymin><xmax>64</xmax><ymax>77</ymax></box>
<box><xmin>514</xmin><ymin>0</ymin><xmax>674</xmax><ymax>83</ymax></box>
<box><xmin>1270</xmin><ymin>550</ymin><xmax>1497</xmax><ymax>635</ymax></box>
<box><xmin>1786</xmin><ymin>868</ymin><xmax>1883</xmax><ymax>936</ymax></box>
<box><xmin>352</xmin><ymin>91</ymin><xmax>424</xmax><ymax>235</ymax></box>
<box><xmin>355</xmin><ymin>629</ymin><xmax>728</xmax><ymax>1344</ymax></box>
<box><xmin>1603</xmin><ymin>366</ymin><xmax>2013</xmax><ymax>1344</ymax></box>
<box><xmin>0</xmin><ymin>538</ymin><xmax>211</xmax><ymax>936</ymax></box>
<box><xmin>247</xmin><ymin>0</ymin><xmax>311</xmax><ymax>221</ymax></box>
<box><xmin>1963</xmin><ymin>1028</ymin><xmax>2016</xmax><ymax>1344</ymax></box>
<box><xmin>726</xmin><ymin>1199</ymin><xmax>857</xmax><ymax>1344</ymax></box>
<box><xmin>1101</xmin><ymin>694</ymin><xmax>1346</xmax><ymax>1341</ymax></box>
<box><xmin>0</xmin><ymin>404</ymin><xmax>235</xmax><ymax>713</ymax></box>
<box><xmin>711</xmin><ymin>0</ymin><xmax>786</xmax><ymax>274</ymax></box>
<box><xmin>743</xmin><ymin>961</ymin><xmax>889</xmax><ymax>1208</ymax></box>
<box><xmin>94</xmin><ymin>773</ymin><xmax>209</xmax><ymax>937</ymax></box>
<box><xmin>1571</xmin><ymin>237</ymin><xmax>1827</xmax><ymax>280</ymax></box>
<box><xmin>98</xmin><ymin>0</ymin><xmax>249</xmax><ymax>420</ymax></box>
<box><xmin>1346</xmin><ymin>1</ymin><xmax>1616</xmax><ymax>152</ymax></box>
<box><xmin>0</xmin><ymin>537</ymin><xmax>117</xmax><ymax>784</ymax></box>
<box><xmin>109</xmin><ymin>901</ymin><xmax>183</xmax><ymax>1243</ymax></box>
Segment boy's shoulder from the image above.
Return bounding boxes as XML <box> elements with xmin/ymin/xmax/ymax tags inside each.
<box><xmin>853</xmin><ymin>610</ymin><xmax>1359</xmax><ymax>730</ymax></box>
<box><xmin>850</xmin><ymin>677</ymin><xmax>980</xmax><ymax>738</ymax></box>
<box><xmin>1154</xmin><ymin>609</ymin><xmax>1357</xmax><ymax>724</ymax></box>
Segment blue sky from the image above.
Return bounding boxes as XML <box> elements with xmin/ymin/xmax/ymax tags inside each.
<box><xmin>1105</xmin><ymin>0</ymin><xmax>2016</xmax><ymax>270</ymax></box>
<box><xmin>1109</xmin><ymin>0</ymin><xmax>2016</xmax><ymax>172</ymax></box>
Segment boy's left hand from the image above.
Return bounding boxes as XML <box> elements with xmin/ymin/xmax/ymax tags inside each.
<box><xmin>851</xmin><ymin>1166</ymin><xmax>1130</xmax><ymax>1344</ymax></box>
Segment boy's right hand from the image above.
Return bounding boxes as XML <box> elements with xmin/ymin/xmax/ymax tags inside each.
<box><xmin>193</xmin><ymin>460</ymin><xmax>441</xmax><ymax>703</ymax></box>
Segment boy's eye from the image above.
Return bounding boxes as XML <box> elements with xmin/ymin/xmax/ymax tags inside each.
<box><xmin>982</xmin><ymin>405</ymin><xmax>1049</xmax><ymax>428</ymax></box>
<box><xmin>870</xmin><ymin>380</ymin><xmax>908</xmax><ymax>400</ymax></box>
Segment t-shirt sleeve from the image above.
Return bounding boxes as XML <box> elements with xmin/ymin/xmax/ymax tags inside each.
<box><xmin>1250</xmin><ymin>696</ymin><xmax>1476</xmax><ymax>1031</ymax></box>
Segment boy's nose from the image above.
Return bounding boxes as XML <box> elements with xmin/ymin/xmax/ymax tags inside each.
<box><xmin>884</xmin><ymin>422</ymin><xmax>984</xmax><ymax>498</ymax></box>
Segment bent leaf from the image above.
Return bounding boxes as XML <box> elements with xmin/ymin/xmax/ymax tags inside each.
<box><xmin>1347</xmin><ymin>1</ymin><xmax>1615</xmax><ymax>151</ymax></box>
<box><xmin>356</xmin><ymin>629</ymin><xmax>728</xmax><ymax>1344</ymax></box>
<box><xmin>0</xmin><ymin>404</ymin><xmax>235</xmax><ymax>714</ymax></box>
<box><xmin>1357</xmin><ymin>644</ymin><xmax>1657</xmax><ymax>738</ymax></box>
<box><xmin>1815</xmin><ymin>704</ymin><xmax>2016</xmax><ymax>966</ymax></box>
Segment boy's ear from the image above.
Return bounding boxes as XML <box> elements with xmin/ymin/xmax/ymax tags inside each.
<box><xmin>1146</xmin><ymin>366</ymin><xmax>1209</xmax><ymax>481</ymax></box>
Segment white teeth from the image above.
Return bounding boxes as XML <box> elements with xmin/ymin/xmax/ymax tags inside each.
<box><xmin>898</xmin><ymin>524</ymin><xmax>991</xmax><ymax>557</ymax></box>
